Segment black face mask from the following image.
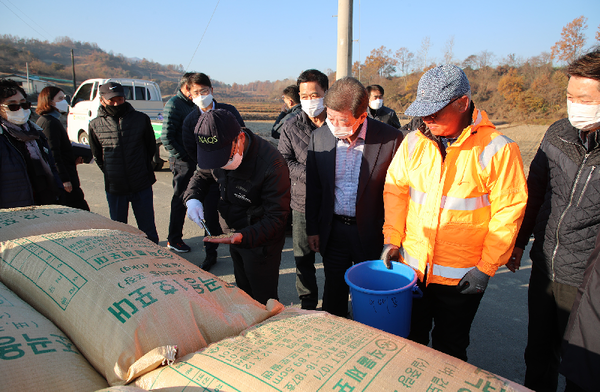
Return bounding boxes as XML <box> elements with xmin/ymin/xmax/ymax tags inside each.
<box><xmin>104</xmin><ymin>103</ymin><xmax>127</xmax><ymax>118</ymax></box>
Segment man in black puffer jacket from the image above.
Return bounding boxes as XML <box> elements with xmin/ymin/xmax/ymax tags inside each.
<box><xmin>183</xmin><ymin>109</ymin><xmax>290</xmax><ymax>305</ymax></box>
<box><xmin>89</xmin><ymin>82</ymin><xmax>159</xmax><ymax>244</ymax></box>
<box><xmin>510</xmin><ymin>49</ymin><xmax>600</xmax><ymax>392</ymax></box>
<box><xmin>278</xmin><ymin>69</ymin><xmax>328</xmax><ymax>310</ymax></box>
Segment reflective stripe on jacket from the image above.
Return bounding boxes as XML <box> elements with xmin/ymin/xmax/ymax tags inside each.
<box><xmin>383</xmin><ymin>108</ymin><xmax>528</xmax><ymax>285</ymax></box>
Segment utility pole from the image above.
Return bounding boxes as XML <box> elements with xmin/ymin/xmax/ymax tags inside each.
<box><xmin>71</xmin><ymin>49</ymin><xmax>76</xmax><ymax>93</ymax></box>
<box><xmin>336</xmin><ymin>0</ymin><xmax>353</xmax><ymax>80</ymax></box>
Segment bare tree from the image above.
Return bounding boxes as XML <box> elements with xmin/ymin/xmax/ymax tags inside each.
<box><xmin>477</xmin><ymin>50</ymin><xmax>495</xmax><ymax>68</ymax></box>
<box><xmin>528</xmin><ymin>52</ymin><xmax>553</xmax><ymax>67</ymax></box>
<box><xmin>395</xmin><ymin>47</ymin><xmax>414</xmax><ymax>76</ymax></box>
<box><xmin>462</xmin><ymin>54</ymin><xmax>478</xmax><ymax>70</ymax></box>
<box><xmin>551</xmin><ymin>16</ymin><xmax>588</xmax><ymax>64</ymax></box>
<box><xmin>443</xmin><ymin>36</ymin><xmax>455</xmax><ymax>65</ymax></box>
<box><xmin>500</xmin><ymin>53</ymin><xmax>524</xmax><ymax>68</ymax></box>
<box><xmin>416</xmin><ymin>36</ymin><xmax>431</xmax><ymax>71</ymax></box>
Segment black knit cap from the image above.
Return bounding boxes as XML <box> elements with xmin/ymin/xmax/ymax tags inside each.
<box><xmin>193</xmin><ymin>109</ymin><xmax>241</xmax><ymax>169</ymax></box>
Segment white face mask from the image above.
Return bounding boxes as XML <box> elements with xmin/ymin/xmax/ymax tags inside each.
<box><xmin>369</xmin><ymin>99</ymin><xmax>383</xmax><ymax>110</ymax></box>
<box><xmin>300</xmin><ymin>97</ymin><xmax>325</xmax><ymax>117</ymax></box>
<box><xmin>567</xmin><ymin>100</ymin><xmax>600</xmax><ymax>131</ymax></box>
<box><xmin>193</xmin><ymin>94</ymin><xmax>214</xmax><ymax>109</ymax></box>
<box><xmin>54</xmin><ymin>99</ymin><xmax>69</xmax><ymax>113</ymax></box>
<box><xmin>221</xmin><ymin>151</ymin><xmax>243</xmax><ymax>170</ymax></box>
<box><xmin>326</xmin><ymin>117</ymin><xmax>356</xmax><ymax>139</ymax></box>
<box><xmin>6</xmin><ymin>108</ymin><xmax>31</xmax><ymax>125</ymax></box>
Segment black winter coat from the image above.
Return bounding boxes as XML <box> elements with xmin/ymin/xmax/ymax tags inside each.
<box><xmin>367</xmin><ymin>105</ymin><xmax>401</xmax><ymax>129</ymax></box>
<box><xmin>89</xmin><ymin>102</ymin><xmax>156</xmax><ymax>195</ymax></box>
<box><xmin>278</xmin><ymin>111</ymin><xmax>318</xmax><ymax>212</ymax></box>
<box><xmin>0</xmin><ymin>120</ymin><xmax>62</xmax><ymax>207</ymax></box>
<box><xmin>560</xmin><ymin>227</ymin><xmax>600</xmax><ymax>392</ymax></box>
<box><xmin>515</xmin><ymin>119</ymin><xmax>600</xmax><ymax>287</ymax></box>
<box><xmin>36</xmin><ymin>112</ymin><xmax>81</xmax><ymax>188</ymax></box>
<box><xmin>184</xmin><ymin>130</ymin><xmax>291</xmax><ymax>248</ymax></box>
<box><xmin>271</xmin><ymin>104</ymin><xmax>302</xmax><ymax>139</ymax></box>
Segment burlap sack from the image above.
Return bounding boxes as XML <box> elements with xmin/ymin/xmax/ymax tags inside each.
<box><xmin>0</xmin><ymin>205</ymin><xmax>144</xmax><ymax>242</ymax></box>
<box><xmin>0</xmin><ymin>229</ymin><xmax>283</xmax><ymax>386</ymax></box>
<box><xmin>135</xmin><ymin>309</ymin><xmax>531</xmax><ymax>391</ymax></box>
<box><xmin>0</xmin><ymin>282</ymin><xmax>108</xmax><ymax>391</ymax></box>
<box><xmin>96</xmin><ymin>387</ymin><xmax>148</xmax><ymax>392</ymax></box>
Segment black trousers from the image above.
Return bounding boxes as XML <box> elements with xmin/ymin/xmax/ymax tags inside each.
<box><xmin>322</xmin><ymin>219</ymin><xmax>373</xmax><ymax>317</ymax></box>
<box><xmin>524</xmin><ymin>267</ymin><xmax>579</xmax><ymax>392</ymax></box>
<box><xmin>292</xmin><ymin>210</ymin><xmax>317</xmax><ymax>309</ymax></box>
<box><xmin>62</xmin><ymin>186</ymin><xmax>90</xmax><ymax>211</ymax></box>
<box><xmin>229</xmin><ymin>234</ymin><xmax>285</xmax><ymax>305</ymax></box>
<box><xmin>408</xmin><ymin>278</ymin><xmax>484</xmax><ymax>362</ymax></box>
<box><xmin>168</xmin><ymin>157</ymin><xmax>221</xmax><ymax>255</ymax></box>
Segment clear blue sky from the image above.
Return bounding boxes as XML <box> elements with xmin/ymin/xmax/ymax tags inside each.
<box><xmin>1</xmin><ymin>0</ymin><xmax>599</xmax><ymax>85</ymax></box>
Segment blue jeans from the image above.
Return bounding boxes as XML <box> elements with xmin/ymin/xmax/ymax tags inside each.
<box><xmin>106</xmin><ymin>186</ymin><xmax>159</xmax><ymax>244</ymax></box>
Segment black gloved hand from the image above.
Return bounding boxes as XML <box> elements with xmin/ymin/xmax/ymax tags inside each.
<box><xmin>457</xmin><ymin>267</ymin><xmax>489</xmax><ymax>294</ymax></box>
<box><xmin>380</xmin><ymin>244</ymin><xmax>400</xmax><ymax>269</ymax></box>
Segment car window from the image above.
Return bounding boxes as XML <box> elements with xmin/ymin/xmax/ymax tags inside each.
<box><xmin>121</xmin><ymin>86</ymin><xmax>134</xmax><ymax>100</ymax></box>
<box><xmin>72</xmin><ymin>83</ymin><xmax>93</xmax><ymax>105</ymax></box>
<box><xmin>134</xmin><ymin>86</ymin><xmax>147</xmax><ymax>100</ymax></box>
<box><xmin>91</xmin><ymin>82</ymin><xmax>98</xmax><ymax>100</ymax></box>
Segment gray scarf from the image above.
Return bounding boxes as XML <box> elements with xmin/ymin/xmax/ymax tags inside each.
<box><xmin>0</xmin><ymin>118</ymin><xmax>55</xmax><ymax>182</ymax></box>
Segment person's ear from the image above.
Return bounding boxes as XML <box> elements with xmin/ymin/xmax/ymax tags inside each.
<box><xmin>457</xmin><ymin>96</ymin><xmax>470</xmax><ymax>113</ymax></box>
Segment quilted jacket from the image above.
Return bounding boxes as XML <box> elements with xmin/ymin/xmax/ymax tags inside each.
<box><xmin>89</xmin><ymin>102</ymin><xmax>156</xmax><ymax>195</ymax></box>
<box><xmin>160</xmin><ymin>90</ymin><xmax>197</xmax><ymax>161</ymax></box>
<box><xmin>278</xmin><ymin>111</ymin><xmax>318</xmax><ymax>212</ymax></box>
<box><xmin>515</xmin><ymin>118</ymin><xmax>600</xmax><ymax>287</ymax></box>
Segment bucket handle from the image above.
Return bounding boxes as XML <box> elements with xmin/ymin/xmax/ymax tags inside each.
<box><xmin>412</xmin><ymin>285</ymin><xmax>423</xmax><ymax>299</ymax></box>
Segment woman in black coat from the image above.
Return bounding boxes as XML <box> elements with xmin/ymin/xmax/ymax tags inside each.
<box><xmin>0</xmin><ymin>79</ymin><xmax>62</xmax><ymax>207</ymax></box>
<box><xmin>36</xmin><ymin>86</ymin><xmax>89</xmax><ymax>210</ymax></box>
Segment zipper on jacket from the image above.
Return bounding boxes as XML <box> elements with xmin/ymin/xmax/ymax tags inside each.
<box><xmin>576</xmin><ymin>167</ymin><xmax>595</xmax><ymax>207</ymax></box>
<box><xmin>550</xmin><ymin>151</ymin><xmax>590</xmax><ymax>281</ymax></box>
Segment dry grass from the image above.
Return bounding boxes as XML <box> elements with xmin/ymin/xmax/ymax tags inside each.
<box><xmin>499</xmin><ymin>124</ymin><xmax>547</xmax><ymax>174</ymax></box>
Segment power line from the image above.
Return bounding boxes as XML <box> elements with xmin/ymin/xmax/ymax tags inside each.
<box><xmin>0</xmin><ymin>0</ymin><xmax>52</xmax><ymax>41</ymax></box>
<box><xmin>6</xmin><ymin>0</ymin><xmax>53</xmax><ymax>40</ymax></box>
<box><xmin>184</xmin><ymin>0</ymin><xmax>221</xmax><ymax>73</ymax></box>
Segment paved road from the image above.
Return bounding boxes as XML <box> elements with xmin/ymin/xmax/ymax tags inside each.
<box><xmin>75</xmin><ymin>121</ymin><xmax>549</xmax><ymax>388</ymax></box>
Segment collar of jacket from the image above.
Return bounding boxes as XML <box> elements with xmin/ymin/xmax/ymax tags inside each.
<box><xmin>297</xmin><ymin>110</ymin><xmax>320</xmax><ymax>131</ymax></box>
<box><xmin>176</xmin><ymin>90</ymin><xmax>195</xmax><ymax>106</ymax></box>
<box><xmin>98</xmin><ymin>101</ymin><xmax>134</xmax><ymax>117</ymax></box>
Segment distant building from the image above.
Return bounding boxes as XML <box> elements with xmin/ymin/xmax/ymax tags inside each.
<box><xmin>0</xmin><ymin>73</ymin><xmax>54</xmax><ymax>95</ymax></box>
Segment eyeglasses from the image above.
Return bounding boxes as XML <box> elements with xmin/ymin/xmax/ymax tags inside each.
<box><xmin>2</xmin><ymin>102</ymin><xmax>32</xmax><ymax>112</ymax></box>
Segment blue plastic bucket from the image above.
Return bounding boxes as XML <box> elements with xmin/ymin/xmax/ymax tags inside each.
<box><xmin>344</xmin><ymin>260</ymin><xmax>421</xmax><ymax>337</ymax></box>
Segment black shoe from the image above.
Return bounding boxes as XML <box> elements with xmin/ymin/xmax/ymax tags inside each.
<box><xmin>167</xmin><ymin>241</ymin><xmax>191</xmax><ymax>253</ymax></box>
<box><xmin>301</xmin><ymin>298</ymin><xmax>318</xmax><ymax>310</ymax></box>
<box><xmin>201</xmin><ymin>255</ymin><xmax>217</xmax><ymax>271</ymax></box>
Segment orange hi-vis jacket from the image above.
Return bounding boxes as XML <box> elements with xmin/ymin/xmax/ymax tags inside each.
<box><xmin>383</xmin><ymin>109</ymin><xmax>528</xmax><ymax>286</ymax></box>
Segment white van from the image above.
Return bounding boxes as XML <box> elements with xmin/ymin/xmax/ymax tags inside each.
<box><xmin>67</xmin><ymin>78</ymin><xmax>165</xmax><ymax>169</ymax></box>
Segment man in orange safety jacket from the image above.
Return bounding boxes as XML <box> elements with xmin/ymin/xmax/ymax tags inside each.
<box><xmin>380</xmin><ymin>65</ymin><xmax>528</xmax><ymax>361</ymax></box>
